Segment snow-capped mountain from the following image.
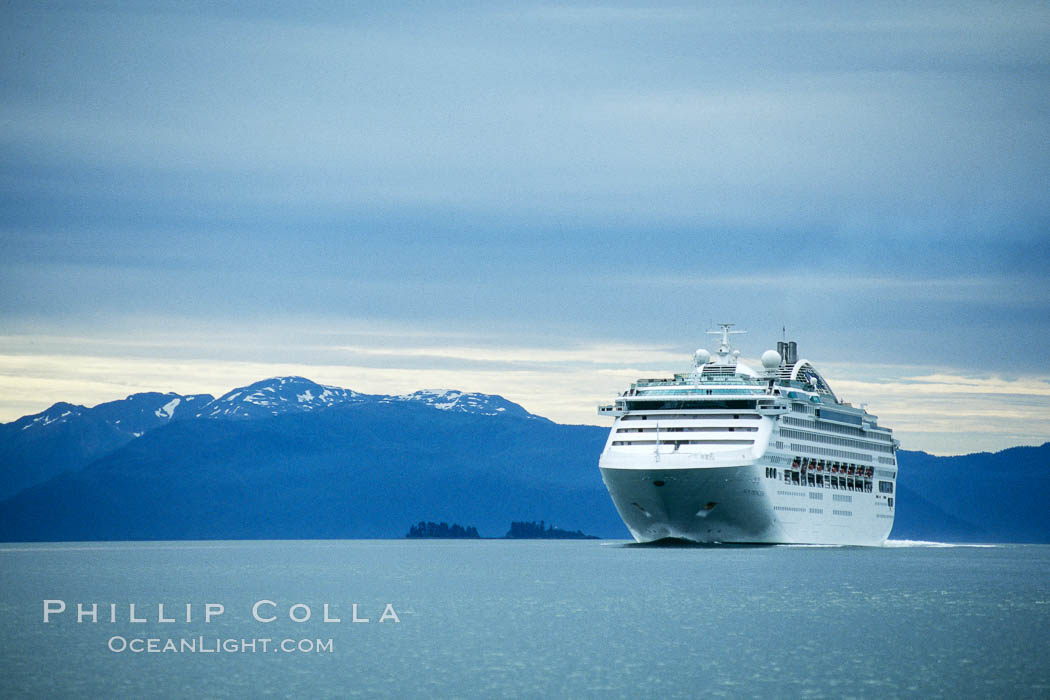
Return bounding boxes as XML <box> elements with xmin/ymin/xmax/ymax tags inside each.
<box><xmin>196</xmin><ymin>376</ymin><xmax>371</xmax><ymax>420</ymax></box>
<box><xmin>381</xmin><ymin>390</ymin><xmax>535</xmax><ymax>419</ymax></box>
<box><xmin>7</xmin><ymin>391</ymin><xmax>211</xmax><ymax>439</ymax></box>
<box><xmin>0</xmin><ymin>391</ymin><xmax>212</xmax><ymax>499</ymax></box>
<box><xmin>192</xmin><ymin>378</ymin><xmax>538</xmax><ymax>421</ymax></box>
<box><xmin>0</xmin><ymin>378</ymin><xmax>539</xmax><ymax>499</ymax></box>
<box><xmin>84</xmin><ymin>391</ymin><xmax>211</xmax><ymax>434</ymax></box>
<box><xmin>9</xmin><ymin>401</ymin><xmax>86</xmax><ymax>433</ymax></box>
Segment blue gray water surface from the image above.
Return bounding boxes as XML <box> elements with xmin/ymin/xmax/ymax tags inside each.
<box><xmin>1</xmin><ymin>540</ymin><xmax>1047</xmax><ymax>699</ymax></box>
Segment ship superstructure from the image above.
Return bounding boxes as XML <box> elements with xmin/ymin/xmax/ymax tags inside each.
<box><xmin>598</xmin><ymin>325</ymin><xmax>899</xmax><ymax>545</ymax></box>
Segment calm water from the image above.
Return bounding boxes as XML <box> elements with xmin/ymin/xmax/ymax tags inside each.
<box><xmin>0</xmin><ymin>540</ymin><xmax>1047</xmax><ymax>699</ymax></box>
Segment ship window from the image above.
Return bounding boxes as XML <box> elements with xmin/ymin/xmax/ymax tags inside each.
<box><xmin>879</xmin><ymin>481</ymin><xmax>894</xmax><ymax>494</ymax></box>
<box><xmin>816</xmin><ymin>408</ymin><xmax>863</xmax><ymax>426</ymax></box>
<box><xmin>623</xmin><ymin>400</ymin><xmax>757</xmax><ymax>411</ymax></box>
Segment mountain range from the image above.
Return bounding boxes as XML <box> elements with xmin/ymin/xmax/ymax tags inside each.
<box><xmin>0</xmin><ymin>377</ymin><xmax>1046</xmax><ymax>542</ymax></box>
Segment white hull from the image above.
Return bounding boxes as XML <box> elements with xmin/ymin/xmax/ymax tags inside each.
<box><xmin>600</xmin><ymin>462</ymin><xmax>893</xmax><ymax>546</ymax></box>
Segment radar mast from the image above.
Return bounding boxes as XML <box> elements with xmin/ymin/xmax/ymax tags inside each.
<box><xmin>707</xmin><ymin>323</ymin><xmax>746</xmax><ymax>363</ymax></box>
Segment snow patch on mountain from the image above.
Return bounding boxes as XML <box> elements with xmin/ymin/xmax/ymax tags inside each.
<box><xmin>198</xmin><ymin>376</ymin><xmax>369</xmax><ymax>420</ymax></box>
<box><xmin>155</xmin><ymin>398</ymin><xmax>181</xmax><ymax>419</ymax></box>
<box><xmin>381</xmin><ymin>389</ymin><xmax>534</xmax><ymax>418</ymax></box>
<box><xmin>15</xmin><ymin>402</ymin><xmax>87</xmax><ymax>432</ymax></box>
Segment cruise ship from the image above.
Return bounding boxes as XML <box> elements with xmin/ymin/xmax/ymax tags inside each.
<box><xmin>598</xmin><ymin>325</ymin><xmax>899</xmax><ymax>545</ymax></box>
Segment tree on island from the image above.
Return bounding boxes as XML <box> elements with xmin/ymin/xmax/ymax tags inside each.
<box><xmin>406</xmin><ymin>521</ymin><xmax>480</xmax><ymax>538</ymax></box>
<box><xmin>504</xmin><ymin>520</ymin><xmax>598</xmax><ymax>539</ymax></box>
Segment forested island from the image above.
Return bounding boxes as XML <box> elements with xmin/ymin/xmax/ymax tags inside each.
<box><xmin>406</xmin><ymin>521</ymin><xmax>480</xmax><ymax>538</ymax></box>
<box><xmin>504</xmin><ymin>520</ymin><xmax>599</xmax><ymax>540</ymax></box>
<box><xmin>405</xmin><ymin>520</ymin><xmax>598</xmax><ymax>539</ymax></box>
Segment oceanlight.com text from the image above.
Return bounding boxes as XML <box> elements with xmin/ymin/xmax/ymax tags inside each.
<box><xmin>107</xmin><ymin>636</ymin><xmax>334</xmax><ymax>654</ymax></box>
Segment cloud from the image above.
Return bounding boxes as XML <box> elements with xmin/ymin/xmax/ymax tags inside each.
<box><xmin>1</xmin><ymin>336</ymin><xmax>1047</xmax><ymax>456</ymax></box>
<box><xmin>1</xmin><ymin>2</ymin><xmax>1048</xmax><ymax>456</ymax></box>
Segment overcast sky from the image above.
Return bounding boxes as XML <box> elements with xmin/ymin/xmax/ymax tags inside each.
<box><xmin>1</xmin><ymin>1</ymin><xmax>1048</xmax><ymax>454</ymax></box>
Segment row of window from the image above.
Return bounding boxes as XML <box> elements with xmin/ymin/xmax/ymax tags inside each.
<box><xmin>639</xmin><ymin>388</ymin><xmax>765</xmax><ymax>396</ymax></box>
<box><xmin>782</xmin><ymin>470</ymin><xmax>874</xmax><ymax>493</ymax></box>
<box><xmin>789</xmin><ymin>442</ymin><xmax>872</xmax><ymax>462</ymax></box>
<box><xmin>816</xmin><ymin>408</ymin><xmax>864</xmax><ymax>426</ymax></box>
<box><xmin>780</xmin><ymin>427</ymin><xmax>894</xmax><ymax>454</ymax></box>
<box><xmin>620</xmin><ymin>413</ymin><xmax>761</xmax><ymax>422</ymax></box>
<box><xmin>770</xmin><ymin>506</ymin><xmax>853</xmax><ymax>517</ymax></box>
<box><xmin>623</xmin><ymin>400</ymin><xmax>758</xmax><ymax>411</ymax></box>
<box><xmin>783</xmin><ymin>415</ymin><xmax>893</xmax><ymax>443</ymax></box>
<box><xmin>768</xmin><ymin>470</ymin><xmax>861</xmax><ymax>500</ymax></box>
<box><xmin>615</xmin><ymin>426</ymin><xmax>757</xmax><ymax>434</ymax></box>
<box><xmin>791</xmin><ymin>457</ymin><xmax>873</xmax><ymax>477</ymax></box>
<box><xmin>611</xmin><ymin>439</ymin><xmax>755</xmax><ymax>447</ymax></box>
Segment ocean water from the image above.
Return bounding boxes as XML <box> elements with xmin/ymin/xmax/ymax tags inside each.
<box><xmin>1</xmin><ymin>540</ymin><xmax>1047</xmax><ymax>699</ymax></box>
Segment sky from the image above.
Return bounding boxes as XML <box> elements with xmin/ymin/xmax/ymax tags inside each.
<box><xmin>1</xmin><ymin>1</ymin><xmax>1048</xmax><ymax>455</ymax></box>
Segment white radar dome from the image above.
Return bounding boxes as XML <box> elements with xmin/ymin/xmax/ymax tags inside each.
<box><xmin>693</xmin><ymin>349</ymin><xmax>710</xmax><ymax>366</ymax></box>
<box><xmin>761</xmin><ymin>349</ymin><xmax>782</xmax><ymax>369</ymax></box>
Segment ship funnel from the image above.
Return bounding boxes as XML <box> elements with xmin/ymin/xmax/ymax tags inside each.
<box><xmin>786</xmin><ymin>341</ymin><xmax>798</xmax><ymax>364</ymax></box>
<box><xmin>777</xmin><ymin>341</ymin><xmax>787</xmax><ymax>360</ymax></box>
